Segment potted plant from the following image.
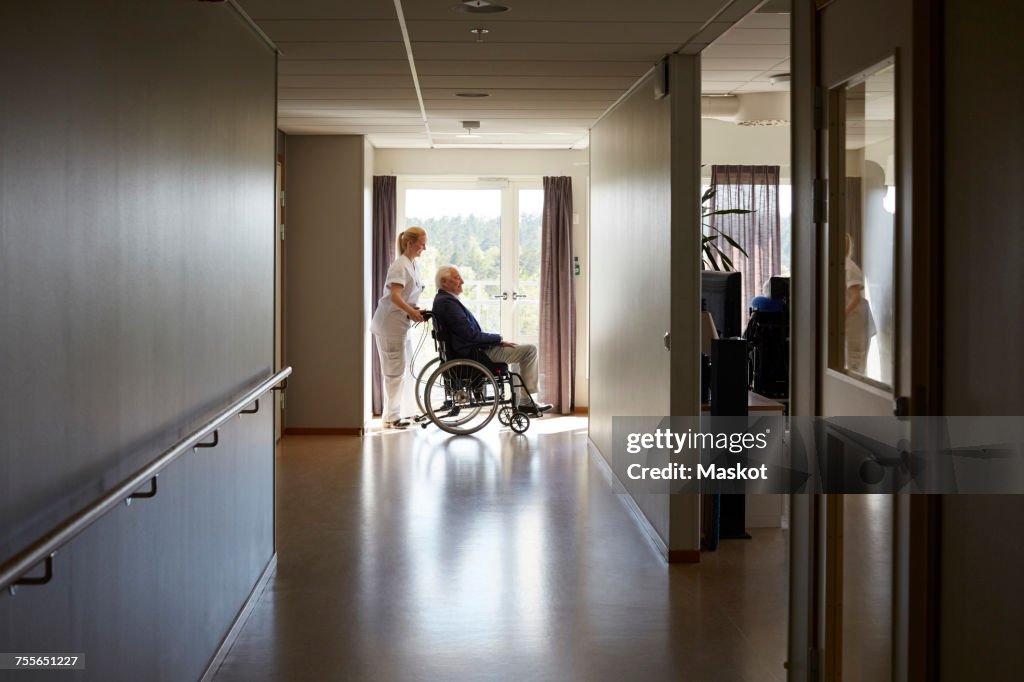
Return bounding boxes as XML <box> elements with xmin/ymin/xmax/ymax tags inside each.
<box><xmin>701</xmin><ymin>186</ymin><xmax>752</xmax><ymax>271</ymax></box>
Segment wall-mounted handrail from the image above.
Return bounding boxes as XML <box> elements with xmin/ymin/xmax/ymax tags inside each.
<box><xmin>0</xmin><ymin>367</ymin><xmax>292</xmax><ymax>594</ymax></box>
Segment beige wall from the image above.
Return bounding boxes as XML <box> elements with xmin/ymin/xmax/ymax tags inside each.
<box><xmin>375</xmin><ymin>147</ymin><xmax>590</xmax><ymax>406</ymax></box>
<box><xmin>668</xmin><ymin>54</ymin><xmax>703</xmax><ymax>553</ymax></box>
<box><xmin>285</xmin><ymin>136</ymin><xmax>368</xmax><ymax>429</ymax></box>
<box><xmin>702</xmin><ymin>118</ymin><xmax>791</xmax><ymax>180</ymax></box>
<box><xmin>590</xmin><ymin>71</ymin><xmax>673</xmax><ymax>544</ymax></box>
<box><xmin>590</xmin><ymin>58</ymin><xmax>703</xmax><ymax>556</ymax></box>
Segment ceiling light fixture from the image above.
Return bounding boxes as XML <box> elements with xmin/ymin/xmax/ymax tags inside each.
<box><xmin>769</xmin><ymin>72</ymin><xmax>791</xmax><ymax>86</ymax></box>
<box><xmin>455</xmin><ymin>92</ymin><xmax>490</xmax><ymax>98</ymax></box>
<box><xmin>457</xmin><ymin>0</ymin><xmax>511</xmax><ymax>14</ymax></box>
<box><xmin>470</xmin><ymin>27</ymin><xmax>489</xmax><ymax>42</ymax></box>
<box><xmin>457</xmin><ymin>120</ymin><xmax>481</xmax><ymax>138</ymax></box>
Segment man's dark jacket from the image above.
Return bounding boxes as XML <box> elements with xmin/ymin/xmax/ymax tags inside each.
<box><xmin>431</xmin><ymin>289</ymin><xmax>501</xmax><ymax>357</ymax></box>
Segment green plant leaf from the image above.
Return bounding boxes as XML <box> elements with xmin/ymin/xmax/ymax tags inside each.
<box><xmin>719</xmin><ymin>233</ymin><xmax>749</xmax><ymax>256</ymax></box>
<box><xmin>704</xmin><ymin>208</ymin><xmax>754</xmax><ymax>216</ymax></box>
<box><xmin>701</xmin><ymin>187</ymin><xmax>716</xmax><ymax>203</ymax></box>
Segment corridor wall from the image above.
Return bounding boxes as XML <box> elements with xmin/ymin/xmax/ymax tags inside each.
<box><xmin>283</xmin><ymin>136</ymin><xmax>371</xmax><ymax>430</ymax></box>
<box><xmin>590</xmin><ymin>70</ymin><xmax>673</xmax><ymax>544</ymax></box>
<box><xmin>590</xmin><ymin>54</ymin><xmax>702</xmax><ymax>559</ymax></box>
<box><xmin>940</xmin><ymin>0</ymin><xmax>1024</xmax><ymax>678</ymax></box>
<box><xmin>0</xmin><ymin>1</ymin><xmax>277</xmax><ymax>679</ymax></box>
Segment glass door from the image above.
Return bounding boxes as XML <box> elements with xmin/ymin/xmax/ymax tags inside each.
<box><xmin>398</xmin><ymin>178</ymin><xmax>544</xmax><ymax>397</ymax></box>
<box><xmin>509</xmin><ymin>185</ymin><xmax>543</xmax><ymax>346</ymax></box>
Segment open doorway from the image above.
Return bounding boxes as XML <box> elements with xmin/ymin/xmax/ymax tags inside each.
<box><xmin>380</xmin><ymin>176</ymin><xmax>545</xmax><ymax>418</ymax></box>
<box><xmin>696</xmin><ymin>3</ymin><xmax>793</xmax><ymax>676</ymax></box>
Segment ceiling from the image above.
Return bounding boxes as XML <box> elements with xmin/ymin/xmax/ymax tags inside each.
<box><xmin>235</xmin><ymin>0</ymin><xmax>791</xmax><ymax>149</ymax></box>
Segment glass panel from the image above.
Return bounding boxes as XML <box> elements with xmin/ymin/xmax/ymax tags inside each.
<box><xmin>405</xmin><ymin>184</ymin><xmax>505</xmax><ymax>315</ymax></box>
<box><xmin>404</xmin><ymin>187</ymin><xmax>502</xmax><ymax>376</ymax></box>
<box><xmin>517</xmin><ymin>189</ymin><xmax>543</xmax><ymax>339</ymax></box>
<box><xmin>839</xmin><ymin>63</ymin><xmax>895</xmax><ymax>386</ymax></box>
<box><xmin>779</xmin><ymin>184</ymin><xmax>792</xmax><ymax>276</ymax></box>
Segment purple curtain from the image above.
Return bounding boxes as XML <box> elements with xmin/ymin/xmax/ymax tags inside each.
<box><xmin>371</xmin><ymin>176</ymin><xmax>397</xmax><ymax>416</ymax></box>
<box><xmin>709</xmin><ymin>165</ymin><xmax>781</xmax><ymax>311</ymax></box>
<box><xmin>539</xmin><ymin>176</ymin><xmax>575</xmax><ymax>413</ymax></box>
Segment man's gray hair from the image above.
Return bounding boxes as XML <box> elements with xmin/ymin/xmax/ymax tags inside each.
<box><xmin>435</xmin><ymin>265</ymin><xmax>456</xmax><ymax>290</ymax></box>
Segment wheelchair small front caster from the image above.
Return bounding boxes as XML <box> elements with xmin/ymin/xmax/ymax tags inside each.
<box><xmin>498</xmin><ymin>406</ymin><xmax>515</xmax><ymax>426</ymax></box>
<box><xmin>509</xmin><ymin>411</ymin><xmax>530</xmax><ymax>434</ymax></box>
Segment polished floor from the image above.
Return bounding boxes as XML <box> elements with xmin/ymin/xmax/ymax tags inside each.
<box><xmin>212</xmin><ymin>417</ymin><xmax>788</xmax><ymax>682</ymax></box>
<box><xmin>842</xmin><ymin>495</ymin><xmax>893</xmax><ymax>681</ymax></box>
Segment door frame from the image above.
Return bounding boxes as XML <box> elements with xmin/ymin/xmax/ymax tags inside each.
<box><xmin>789</xmin><ymin>0</ymin><xmax>943</xmax><ymax>679</ymax></box>
<box><xmin>395</xmin><ymin>175</ymin><xmax>544</xmax><ymax>344</ymax></box>
<box><xmin>275</xmin><ymin>155</ymin><xmax>286</xmax><ymax>442</ymax></box>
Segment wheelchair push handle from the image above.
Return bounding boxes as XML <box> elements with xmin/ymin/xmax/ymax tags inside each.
<box><xmin>407</xmin><ymin>309</ymin><xmax>432</xmax><ymax>322</ymax></box>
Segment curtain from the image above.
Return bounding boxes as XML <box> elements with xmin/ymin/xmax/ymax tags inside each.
<box><xmin>708</xmin><ymin>165</ymin><xmax>781</xmax><ymax>312</ymax></box>
<box><xmin>371</xmin><ymin>176</ymin><xmax>397</xmax><ymax>416</ymax></box>
<box><xmin>539</xmin><ymin>176</ymin><xmax>575</xmax><ymax>413</ymax></box>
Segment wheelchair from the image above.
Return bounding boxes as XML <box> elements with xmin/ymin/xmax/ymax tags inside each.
<box><xmin>413</xmin><ymin>311</ymin><xmax>533</xmax><ymax>435</ymax></box>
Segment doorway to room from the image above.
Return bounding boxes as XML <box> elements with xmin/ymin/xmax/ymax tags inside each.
<box><xmin>396</xmin><ymin>177</ymin><xmax>544</xmax><ymax>399</ymax></box>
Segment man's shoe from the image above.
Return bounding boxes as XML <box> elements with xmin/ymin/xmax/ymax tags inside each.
<box><xmin>522</xmin><ymin>403</ymin><xmax>553</xmax><ymax>417</ymax></box>
<box><xmin>385</xmin><ymin>418</ymin><xmax>410</xmax><ymax>429</ymax></box>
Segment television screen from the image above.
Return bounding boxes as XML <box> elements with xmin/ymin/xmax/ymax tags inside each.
<box><xmin>701</xmin><ymin>271</ymin><xmax>743</xmax><ymax>338</ymax></box>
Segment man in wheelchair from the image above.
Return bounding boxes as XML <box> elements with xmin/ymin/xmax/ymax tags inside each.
<box><xmin>432</xmin><ymin>265</ymin><xmax>552</xmax><ymax>417</ymax></box>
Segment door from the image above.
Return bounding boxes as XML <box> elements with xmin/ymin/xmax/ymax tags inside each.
<box><xmin>397</xmin><ymin>178</ymin><xmax>544</xmax><ymax>406</ymax></box>
<box><xmin>790</xmin><ymin>0</ymin><xmax>942</xmax><ymax>680</ymax></box>
<box><xmin>275</xmin><ymin>158</ymin><xmax>285</xmax><ymax>442</ymax></box>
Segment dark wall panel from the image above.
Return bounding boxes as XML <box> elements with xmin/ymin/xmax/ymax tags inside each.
<box><xmin>940</xmin><ymin>1</ymin><xmax>1024</xmax><ymax>680</ymax></box>
<box><xmin>0</xmin><ymin>1</ymin><xmax>276</xmax><ymax>679</ymax></box>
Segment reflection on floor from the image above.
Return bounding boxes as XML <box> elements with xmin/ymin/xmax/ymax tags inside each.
<box><xmin>843</xmin><ymin>494</ymin><xmax>893</xmax><ymax>681</ymax></box>
<box><xmin>212</xmin><ymin>417</ymin><xmax>787</xmax><ymax>682</ymax></box>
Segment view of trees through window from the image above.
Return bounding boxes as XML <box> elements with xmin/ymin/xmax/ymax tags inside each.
<box><xmin>405</xmin><ymin>188</ymin><xmax>542</xmax><ymax>339</ymax></box>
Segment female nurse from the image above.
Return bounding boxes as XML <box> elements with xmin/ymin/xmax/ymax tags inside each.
<box><xmin>370</xmin><ymin>226</ymin><xmax>427</xmax><ymax>428</ymax></box>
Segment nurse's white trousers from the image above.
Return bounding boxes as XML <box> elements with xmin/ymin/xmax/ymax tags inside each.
<box><xmin>374</xmin><ymin>333</ymin><xmax>411</xmax><ymax>422</ymax></box>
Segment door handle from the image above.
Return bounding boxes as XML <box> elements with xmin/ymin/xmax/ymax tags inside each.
<box><xmin>492</xmin><ymin>292</ymin><xmax>508</xmax><ymax>300</ymax></box>
<box><xmin>512</xmin><ymin>291</ymin><xmax>528</xmax><ymax>300</ymax></box>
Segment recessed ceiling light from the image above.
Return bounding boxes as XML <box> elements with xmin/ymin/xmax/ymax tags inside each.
<box><xmin>456</xmin><ymin>1</ymin><xmax>511</xmax><ymax>14</ymax></box>
<box><xmin>455</xmin><ymin>92</ymin><xmax>490</xmax><ymax>98</ymax></box>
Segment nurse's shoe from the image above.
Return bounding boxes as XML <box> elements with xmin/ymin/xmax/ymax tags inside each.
<box><xmin>385</xmin><ymin>418</ymin><xmax>410</xmax><ymax>429</ymax></box>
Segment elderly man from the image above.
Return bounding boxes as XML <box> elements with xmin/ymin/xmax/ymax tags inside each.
<box><xmin>432</xmin><ymin>265</ymin><xmax>552</xmax><ymax>417</ymax></box>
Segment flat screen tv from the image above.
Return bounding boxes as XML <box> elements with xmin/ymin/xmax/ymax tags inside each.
<box><xmin>701</xmin><ymin>271</ymin><xmax>743</xmax><ymax>338</ymax></box>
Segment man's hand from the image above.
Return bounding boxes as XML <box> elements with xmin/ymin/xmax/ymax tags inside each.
<box><xmin>500</xmin><ymin>340</ymin><xmax>518</xmax><ymax>348</ymax></box>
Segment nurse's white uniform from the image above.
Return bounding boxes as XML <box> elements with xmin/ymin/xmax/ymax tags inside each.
<box><xmin>370</xmin><ymin>255</ymin><xmax>424</xmax><ymax>422</ymax></box>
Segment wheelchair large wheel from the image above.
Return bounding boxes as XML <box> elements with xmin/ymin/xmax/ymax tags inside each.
<box><xmin>421</xmin><ymin>357</ymin><xmax>481</xmax><ymax>426</ymax></box>
<box><xmin>414</xmin><ymin>356</ymin><xmax>441</xmax><ymax>416</ymax></box>
<box><xmin>424</xmin><ymin>359</ymin><xmax>499</xmax><ymax>435</ymax></box>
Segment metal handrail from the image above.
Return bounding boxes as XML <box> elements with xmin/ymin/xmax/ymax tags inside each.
<box><xmin>0</xmin><ymin>366</ymin><xmax>292</xmax><ymax>594</ymax></box>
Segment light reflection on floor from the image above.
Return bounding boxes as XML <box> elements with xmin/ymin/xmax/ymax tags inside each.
<box><xmin>213</xmin><ymin>415</ymin><xmax>787</xmax><ymax>682</ymax></box>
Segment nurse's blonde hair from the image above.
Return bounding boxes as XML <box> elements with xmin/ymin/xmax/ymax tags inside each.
<box><xmin>398</xmin><ymin>226</ymin><xmax>426</xmax><ymax>254</ymax></box>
